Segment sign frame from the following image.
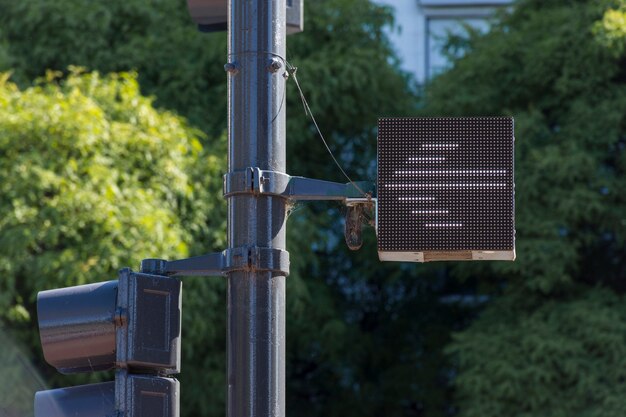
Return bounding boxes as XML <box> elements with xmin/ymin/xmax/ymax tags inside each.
<box><xmin>376</xmin><ymin>116</ymin><xmax>516</xmax><ymax>262</ymax></box>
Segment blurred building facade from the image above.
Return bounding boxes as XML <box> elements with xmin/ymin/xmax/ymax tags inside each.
<box><xmin>374</xmin><ymin>0</ymin><xmax>513</xmax><ymax>83</ymax></box>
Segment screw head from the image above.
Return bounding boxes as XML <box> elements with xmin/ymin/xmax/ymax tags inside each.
<box><xmin>268</xmin><ymin>58</ymin><xmax>282</xmax><ymax>73</ymax></box>
<box><xmin>224</xmin><ymin>62</ymin><xmax>239</xmax><ymax>74</ymax></box>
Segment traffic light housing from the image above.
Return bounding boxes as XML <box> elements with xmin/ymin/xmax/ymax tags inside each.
<box><xmin>35</xmin><ymin>267</ymin><xmax>181</xmax><ymax>417</ymax></box>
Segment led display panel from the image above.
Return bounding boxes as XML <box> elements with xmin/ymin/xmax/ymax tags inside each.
<box><xmin>377</xmin><ymin>117</ymin><xmax>515</xmax><ymax>262</ymax></box>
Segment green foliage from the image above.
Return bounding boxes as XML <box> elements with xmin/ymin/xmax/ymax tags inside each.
<box><xmin>0</xmin><ymin>326</ymin><xmax>46</xmax><ymax>416</ymax></box>
<box><xmin>8</xmin><ymin>0</ymin><xmax>626</xmax><ymax>415</ymax></box>
<box><xmin>0</xmin><ymin>69</ymin><xmax>198</xmax><ymax>310</ymax></box>
<box><xmin>448</xmin><ymin>289</ymin><xmax>626</xmax><ymax>417</ymax></box>
<box><xmin>0</xmin><ymin>35</ymin><xmax>11</xmax><ymax>73</ymax></box>
<box><xmin>276</xmin><ymin>2</ymin><xmax>463</xmax><ymax>416</ymax></box>
<box><xmin>421</xmin><ymin>0</ymin><xmax>626</xmax><ymax>415</ymax></box>
<box><xmin>0</xmin><ymin>0</ymin><xmax>228</xmax><ymax>135</ymax></box>
<box><xmin>595</xmin><ymin>4</ymin><xmax>626</xmax><ymax>56</ymax></box>
<box><xmin>286</xmin><ymin>0</ymin><xmax>415</xmax><ymax>180</ymax></box>
<box><xmin>0</xmin><ymin>0</ymin><xmax>234</xmax><ymax>406</ymax></box>
<box><xmin>0</xmin><ymin>325</ymin><xmax>45</xmax><ymax>417</ymax></box>
<box><xmin>0</xmin><ymin>70</ymin><xmax>228</xmax><ymax>397</ymax></box>
<box><xmin>0</xmin><ymin>0</ymin><xmax>483</xmax><ymax>416</ymax></box>
<box><xmin>424</xmin><ymin>0</ymin><xmax>626</xmax><ymax>294</ymax></box>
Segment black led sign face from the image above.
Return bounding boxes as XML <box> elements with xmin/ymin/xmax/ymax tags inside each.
<box><xmin>377</xmin><ymin>117</ymin><xmax>515</xmax><ymax>262</ymax></box>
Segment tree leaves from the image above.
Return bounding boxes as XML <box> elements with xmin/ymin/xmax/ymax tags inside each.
<box><xmin>449</xmin><ymin>289</ymin><xmax>626</xmax><ymax>417</ymax></box>
<box><xmin>423</xmin><ymin>1</ymin><xmax>626</xmax><ymax>415</ymax></box>
<box><xmin>0</xmin><ymin>71</ymin><xmax>212</xmax><ymax>388</ymax></box>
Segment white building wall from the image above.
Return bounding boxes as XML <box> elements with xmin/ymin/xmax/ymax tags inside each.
<box><xmin>373</xmin><ymin>0</ymin><xmax>513</xmax><ymax>84</ymax></box>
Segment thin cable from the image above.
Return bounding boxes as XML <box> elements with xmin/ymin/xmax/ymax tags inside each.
<box><xmin>285</xmin><ymin>62</ymin><xmax>368</xmax><ymax>198</ymax></box>
<box><xmin>227</xmin><ymin>51</ymin><xmax>287</xmax><ymax>125</ymax></box>
<box><xmin>270</xmin><ymin>76</ymin><xmax>286</xmax><ymax>125</ymax></box>
<box><xmin>226</xmin><ymin>51</ymin><xmax>368</xmax><ymax>198</ymax></box>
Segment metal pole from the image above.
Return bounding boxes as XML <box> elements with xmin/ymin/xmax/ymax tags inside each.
<box><xmin>226</xmin><ymin>0</ymin><xmax>287</xmax><ymax>416</ymax></box>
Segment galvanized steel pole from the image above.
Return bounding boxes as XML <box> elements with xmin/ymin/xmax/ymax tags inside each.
<box><xmin>226</xmin><ymin>0</ymin><xmax>287</xmax><ymax>416</ymax></box>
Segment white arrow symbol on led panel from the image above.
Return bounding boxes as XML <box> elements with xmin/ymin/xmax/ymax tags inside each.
<box><xmin>390</xmin><ymin>137</ymin><xmax>510</xmax><ymax>233</ymax></box>
<box><xmin>394</xmin><ymin>170</ymin><xmax>507</xmax><ymax>175</ymax></box>
<box><xmin>385</xmin><ymin>183</ymin><xmax>507</xmax><ymax>188</ymax></box>
<box><xmin>407</xmin><ymin>157</ymin><xmax>446</xmax><ymax>162</ymax></box>
<box><xmin>399</xmin><ymin>196</ymin><xmax>435</xmax><ymax>201</ymax></box>
<box><xmin>420</xmin><ymin>144</ymin><xmax>459</xmax><ymax>149</ymax></box>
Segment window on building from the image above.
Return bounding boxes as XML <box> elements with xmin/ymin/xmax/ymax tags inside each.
<box><xmin>426</xmin><ymin>17</ymin><xmax>490</xmax><ymax>79</ymax></box>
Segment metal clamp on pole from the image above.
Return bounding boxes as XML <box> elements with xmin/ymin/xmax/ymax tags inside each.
<box><xmin>223</xmin><ymin>167</ymin><xmax>375</xmax><ymax>201</ymax></box>
<box><xmin>224</xmin><ymin>246</ymin><xmax>290</xmax><ymax>276</ymax></box>
<box><xmin>223</xmin><ymin>167</ymin><xmax>291</xmax><ymax>198</ymax></box>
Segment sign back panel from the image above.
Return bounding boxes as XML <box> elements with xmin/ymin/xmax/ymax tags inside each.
<box><xmin>377</xmin><ymin>117</ymin><xmax>515</xmax><ymax>262</ymax></box>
